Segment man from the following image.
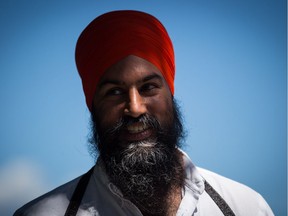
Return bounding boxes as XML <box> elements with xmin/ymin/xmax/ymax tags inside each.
<box><xmin>14</xmin><ymin>10</ymin><xmax>274</xmax><ymax>216</ymax></box>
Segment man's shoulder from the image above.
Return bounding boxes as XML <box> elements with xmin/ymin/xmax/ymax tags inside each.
<box><xmin>197</xmin><ymin>167</ymin><xmax>264</xmax><ymax>200</ymax></box>
<box><xmin>196</xmin><ymin>167</ymin><xmax>274</xmax><ymax>215</ymax></box>
<box><xmin>197</xmin><ymin>167</ymin><xmax>255</xmax><ymax>192</ymax></box>
<box><xmin>13</xmin><ymin>175</ymin><xmax>81</xmax><ymax>216</ymax></box>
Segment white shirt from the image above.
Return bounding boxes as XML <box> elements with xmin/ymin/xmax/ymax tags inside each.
<box><xmin>14</xmin><ymin>150</ymin><xmax>274</xmax><ymax>216</ymax></box>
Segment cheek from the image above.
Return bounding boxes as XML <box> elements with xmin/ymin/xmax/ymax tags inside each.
<box><xmin>148</xmin><ymin>95</ymin><xmax>173</xmax><ymax>126</ymax></box>
<box><xmin>94</xmin><ymin>102</ymin><xmax>125</xmax><ymax>130</ymax></box>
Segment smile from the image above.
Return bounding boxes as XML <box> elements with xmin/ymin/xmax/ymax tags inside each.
<box><xmin>126</xmin><ymin>123</ymin><xmax>149</xmax><ymax>134</ymax></box>
<box><xmin>119</xmin><ymin>123</ymin><xmax>153</xmax><ymax>143</ymax></box>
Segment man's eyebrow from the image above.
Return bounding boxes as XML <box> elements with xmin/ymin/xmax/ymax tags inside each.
<box><xmin>98</xmin><ymin>79</ymin><xmax>124</xmax><ymax>89</ymax></box>
<box><xmin>98</xmin><ymin>73</ymin><xmax>163</xmax><ymax>89</ymax></box>
<box><xmin>140</xmin><ymin>73</ymin><xmax>163</xmax><ymax>83</ymax></box>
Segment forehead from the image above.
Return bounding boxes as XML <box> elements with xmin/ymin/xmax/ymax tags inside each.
<box><xmin>99</xmin><ymin>55</ymin><xmax>165</xmax><ymax>84</ymax></box>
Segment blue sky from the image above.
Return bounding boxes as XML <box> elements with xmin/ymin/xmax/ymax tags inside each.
<box><xmin>0</xmin><ymin>0</ymin><xmax>286</xmax><ymax>215</ymax></box>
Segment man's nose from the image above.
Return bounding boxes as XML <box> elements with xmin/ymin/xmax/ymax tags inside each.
<box><xmin>124</xmin><ymin>88</ymin><xmax>147</xmax><ymax>118</ymax></box>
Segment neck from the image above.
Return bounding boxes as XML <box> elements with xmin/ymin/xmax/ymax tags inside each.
<box><xmin>135</xmin><ymin>151</ymin><xmax>185</xmax><ymax>216</ymax></box>
<box><xmin>103</xmin><ymin>146</ymin><xmax>185</xmax><ymax>215</ymax></box>
<box><xmin>139</xmin><ymin>182</ymin><xmax>183</xmax><ymax>216</ymax></box>
<box><xmin>166</xmin><ymin>184</ymin><xmax>183</xmax><ymax>216</ymax></box>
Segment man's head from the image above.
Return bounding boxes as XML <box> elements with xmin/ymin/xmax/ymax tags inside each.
<box><xmin>75</xmin><ymin>10</ymin><xmax>175</xmax><ymax>111</ymax></box>
<box><xmin>76</xmin><ymin>10</ymin><xmax>185</xmax><ymax>215</ymax></box>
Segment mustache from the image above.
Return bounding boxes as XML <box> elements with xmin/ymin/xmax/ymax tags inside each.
<box><xmin>104</xmin><ymin>114</ymin><xmax>161</xmax><ymax>137</ymax></box>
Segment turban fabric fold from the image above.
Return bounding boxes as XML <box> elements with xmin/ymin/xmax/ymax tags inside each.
<box><xmin>75</xmin><ymin>10</ymin><xmax>175</xmax><ymax>111</ymax></box>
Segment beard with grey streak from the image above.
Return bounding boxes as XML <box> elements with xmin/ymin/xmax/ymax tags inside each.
<box><xmin>89</xmin><ymin>100</ymin><xmax>185</xmax><ymax>215</ymax></box>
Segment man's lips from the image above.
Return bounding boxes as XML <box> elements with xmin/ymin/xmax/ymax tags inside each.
<box><xmin>126</xmin><ymin>122</ymin><xmax>149</xmax><ymax>134</ymax></box>
<box><xmin>119</xmin><ymin>123</ymin><xmax>153</xmax><ymax>142</ymax></box>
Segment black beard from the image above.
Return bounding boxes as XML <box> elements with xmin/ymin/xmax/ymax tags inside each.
<box><xmin>89</xmin><ymin>99</ymin><xmax>185</xmax><ymax>215</ymax></box>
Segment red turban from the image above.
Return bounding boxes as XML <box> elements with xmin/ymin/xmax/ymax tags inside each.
<box><xmin>75</xmin><ymin>10</ymin><xmax>175</xmax><ymax>111</ymax></box>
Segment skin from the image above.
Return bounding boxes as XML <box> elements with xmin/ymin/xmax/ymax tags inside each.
<box><xmin>93</xmin><ymin>55</ymin><xmax>174</xmax><ymax>146</ymax></box>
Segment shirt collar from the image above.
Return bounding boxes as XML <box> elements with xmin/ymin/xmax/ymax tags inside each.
<box><xmin>94</xmin><ymin>149</ymin><xmax>205</xmax><ymax>215</ymax></box>
<box><xmin>177</xmin><ymin>149</ymin><xmax>205</xmax><ymax>215</ymax></box>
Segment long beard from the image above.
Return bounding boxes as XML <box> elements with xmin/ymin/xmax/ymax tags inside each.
<box><xmin>89</xmin><ymin>100</ymin><xmax>185</xmax><ymax>215</ymax></box>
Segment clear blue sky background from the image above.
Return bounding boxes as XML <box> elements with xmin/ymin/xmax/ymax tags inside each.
<box><xmin>0</xmin><ymin>0</ymin><xmax>286</xmax><ymax>215</ymax></box>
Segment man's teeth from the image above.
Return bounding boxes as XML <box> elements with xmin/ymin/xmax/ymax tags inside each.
<box><xmin>127</xmin><ymin>124</ymin><xmax>148</xmax><ymax>134</ymax></box>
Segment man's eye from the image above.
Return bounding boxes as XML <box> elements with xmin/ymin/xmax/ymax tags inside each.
<box><xmin>141</xmin><ymin>83</ymin><xmax>158</xmax><ymax>92</ymax></box>
<box><xmin>106</xmin><ymin>88</ymin><xmax>124</xmax><ymax>96</ymax></box>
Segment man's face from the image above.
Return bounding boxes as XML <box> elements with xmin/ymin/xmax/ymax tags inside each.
<box><xmin>90</xmin><ymin>55</ymin><xmax>184</xmax><ymax>214</ymax></box>
<box><xmin>92</xmin><ymin>55</ymin><xmax>173</xmax><ymax>148</ymax></box>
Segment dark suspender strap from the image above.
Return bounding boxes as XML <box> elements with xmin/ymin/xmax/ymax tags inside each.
<box><xmin>64</xmin><ymin>166</ymin><xmax>94</xmax><ymax>216</ymax></box>
<box><xmin>204</xmin><ymin>180</ymin><xmax>236</xmax><ymax>216</ymax></box>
